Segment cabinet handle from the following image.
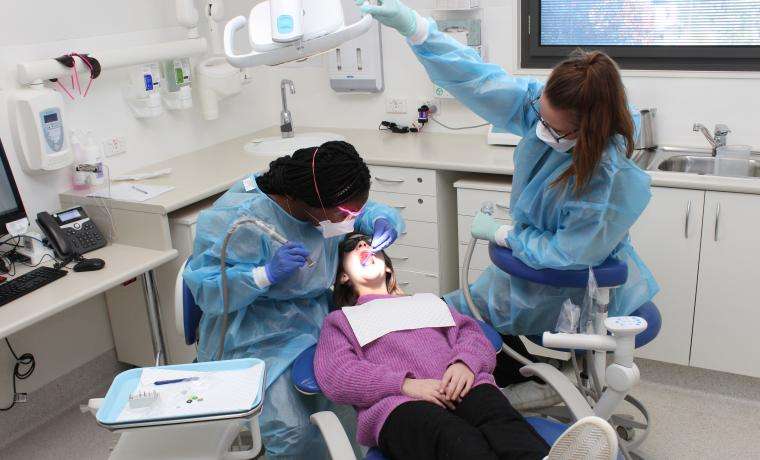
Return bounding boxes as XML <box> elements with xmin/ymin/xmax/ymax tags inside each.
<box><xmin>393</xmin><ymin>205</ymin><xmax>407</xmax><ymax>210</ymax></box>
<box><xmin>714</xmin><ymin>203</ymin><xmax>721</xmax><ymax>242</ymax></box>
<box><xmin>495</xmin><ymin>203</ymin><xmax>509</xmax><ymax>210</ymax></box>
<box><xmin>684</xmin><ymin>200</ymin><xmax>692</xmax><ymax>239</ymax></box>
<box><xmin>375</xmin><ymin>177</ymin><xmax>405</xmax><ymax>183</ymax></box>
<box><xmin>399</xmin><ymin>281</ymin><xmax>410</xmax><ymax>286</ymax></box>
<box><xmin>391</xmin><ymin>256</ymin><xmax>409</xmax><ymax>261</ymax></box>
<box><xmin>401</xmin><ymin>230</ymin><xmax>408</xmax><ymax>235</ymax></box>
<box><xmin>424</xmin><ymin>273</ymin><xmax>439</xmax><ymax>279</ymax></box>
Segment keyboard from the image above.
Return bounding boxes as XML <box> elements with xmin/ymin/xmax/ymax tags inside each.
<box><xmin>0</xmin><ymin>266</ymin><xmax>68</xmax><ymax>307</ymax></box>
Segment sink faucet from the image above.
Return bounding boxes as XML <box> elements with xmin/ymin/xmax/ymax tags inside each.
<box><xmin>693</xmin><ymin>123</ymin><xmax>731</xmax><ymax>156</ymax></box>
<box><xmin>280</xmin><ymin>79</ymin><xmax>295</xmax><ymax>139</ymax></box>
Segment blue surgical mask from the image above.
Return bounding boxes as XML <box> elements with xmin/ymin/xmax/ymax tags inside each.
<box><xmin>536</xmin><ymin>122</ymin><xmax>577</xmax><ymax>153</ymax></box>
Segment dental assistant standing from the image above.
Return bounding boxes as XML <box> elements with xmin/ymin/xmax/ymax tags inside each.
<box><xmin>183</xmin><ymin>141</ymin><xmax>404</xmax><ymax>459</ymax></box>
<box><xmin>359</xmin><ymin>1</ymin><xmax>658</xmax><ymax>339</ymax></box>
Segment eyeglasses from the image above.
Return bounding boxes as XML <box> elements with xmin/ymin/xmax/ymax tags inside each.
<box><xmin>339</xmin><ymin>234</ymin><xmax>371</xmax><ymax>253</ymax></box>
<box><xmin>529</xmin><ymin>98</ymin><xmax>576</xmax><ymax>143</ymax></box>
<box><xmin>337</xmin><ymin>205</ymin><xmax>363</xmax><ymax>218</ymax></box>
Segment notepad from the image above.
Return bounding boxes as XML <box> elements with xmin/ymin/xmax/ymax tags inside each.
<box><xmin>342</xmin><ymin>293</ymin><xmax>456</xmax><ymax>346</ymax></box>
<box><xmin>88</xmin><ymin>183</ymin><xmax>174</xmax><ymax>203</ymax></box>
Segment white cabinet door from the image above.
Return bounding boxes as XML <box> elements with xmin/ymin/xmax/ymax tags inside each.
<box><xmin>629</xmin><ymin>187</ymin><xmax>704</xmax><ymax>365</ymax></box>
<box><xmin>691</xmin><ymin>191</ymin><xmax>760</xmax><ymax>377</ymax></box>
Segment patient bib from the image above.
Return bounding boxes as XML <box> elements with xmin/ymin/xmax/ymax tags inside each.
<box><xmin>342</xmin><ymin>294</ymin><xmax>455</xmax><ymax>347</ymax></box>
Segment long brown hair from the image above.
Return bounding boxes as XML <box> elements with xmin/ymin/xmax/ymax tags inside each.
<box><xmin>545</xmin><ymin>50</ymin><xmax>634</xmax><ymax>195</ymax></box>
<box><xmin>333</xmin><ymin>233</ymin><xmax>402</xmax><ymax>307</ymax></box>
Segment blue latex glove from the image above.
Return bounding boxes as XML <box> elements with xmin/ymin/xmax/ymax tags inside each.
<box><xmin>470</xmin><ymin>211</ymin><xmax>503</xmax><ymax>242</ymax></box>
<box><xmin>265</xmin><ymin>242</ymin><xmax>310</xmax><ymax>285</ymax></box>
<box><xmin>356</xmin><ymin>0</ymin><xmax>417</xmax><ymax>37</ymax></box>
<box><xmin>371</xmin><ymin>218</ymin><xmax>398</xmax><ymax>252</ymax></box>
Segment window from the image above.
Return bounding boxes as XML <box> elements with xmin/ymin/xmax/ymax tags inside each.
<box><xmin>522</xmin><ymin>0</ymin><xmax>760</xmax><ymax>71</ymax></box>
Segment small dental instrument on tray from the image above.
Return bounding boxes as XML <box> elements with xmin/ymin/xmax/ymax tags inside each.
<box><xmin>154</xmin><ymin>376</ymin><xmax>200</xmax><ymax>386</ymax></box>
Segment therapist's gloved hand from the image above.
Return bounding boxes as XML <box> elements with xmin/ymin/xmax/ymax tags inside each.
<box><xmin>470</xmin><ymin>212</ymin><xmax>512</xmax><ymax>247</ymax></box>
<box><xmin>265</xmin><ymin>242</ymin><xmax>310</xmax><ymax>285</ymax></box>
<box><xmin>356</xmin><ymin>0</ymin><xmax>418</xmax><ymax>37</ymax></box>
<box><xmin>371</xmin><ymin>218</ymin><xmax>398</xmax><ymax>252</ymax></box>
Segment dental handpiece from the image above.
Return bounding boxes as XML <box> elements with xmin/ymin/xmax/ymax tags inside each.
<box><xmin>249</xmin><ymin>218</ymin><xmax>317</xmax><ymax>268</ymax></box>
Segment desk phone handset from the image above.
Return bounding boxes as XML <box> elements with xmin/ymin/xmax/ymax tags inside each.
<box><xmin>37</xmin><ymin>207</ymin><xmax>106</xmax><ymax>259</ymax></box>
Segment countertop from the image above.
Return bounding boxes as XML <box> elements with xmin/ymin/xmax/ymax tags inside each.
<box><xmin>60</xmin><ymin>126</ymin><xmax>760</xmax><ymax>215</ymax></box>
<box><xmin>0</xmin><ymin>244</ymin><xmax>177</xmax><ymax>339</ymax></box>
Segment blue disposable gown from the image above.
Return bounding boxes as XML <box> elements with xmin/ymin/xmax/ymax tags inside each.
<box><xmin>409</xmin><ymin>21</ymin><xmax>659</xmax><ymax>335</ymax></box>
<box><xmin>184</xmin><ymin>175</ymin><xmax>404</xmax><ymax>458</ymax></box>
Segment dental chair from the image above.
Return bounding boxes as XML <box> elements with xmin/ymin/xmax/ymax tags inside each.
<box><xmin>293</xmin><ymin>242</ymin><xmax>660</xmax><ymax>460</ymax></box>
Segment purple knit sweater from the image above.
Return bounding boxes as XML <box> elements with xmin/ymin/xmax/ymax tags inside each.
<box><xmin>314</xmin><ymin>294</ymin><xmax>497</xmax><ymax>447</ymax></box>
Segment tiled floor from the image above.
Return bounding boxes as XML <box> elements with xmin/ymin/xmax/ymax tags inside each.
<box><xmin>4</xmin><ymin>374</ymin><xmax>760</xmax><ymax>459</ymax></box>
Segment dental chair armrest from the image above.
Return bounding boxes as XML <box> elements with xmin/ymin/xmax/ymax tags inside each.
<box><xmin>542</xmin><ymin>332</ymin><xmax>617</xmax><ymax>352</ymax></box>
<box><xmin>310</xmin><ymin>411</ymin><xmax>357</xmax><ymax>460</ymax></box>
<box><xmin>519</xmin><ymin>363</ymin><xmax>593</xmax><ymax>422</ymax></box>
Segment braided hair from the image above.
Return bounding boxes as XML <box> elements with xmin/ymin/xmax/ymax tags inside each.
<box><xmin>257</xmin><ymin>141</ymin><xmax>371</xmax><ymax>208</ymax></box>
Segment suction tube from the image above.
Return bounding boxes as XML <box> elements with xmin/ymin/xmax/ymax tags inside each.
<box><xmin>460</xmin><ymin>203</ymin><xmax>532</xmax><ymax>367</ymax></box>
<box><xmin>217</xmin><ymin>217</ymin><xmax>315</xmax><ymax>360</ymax></box>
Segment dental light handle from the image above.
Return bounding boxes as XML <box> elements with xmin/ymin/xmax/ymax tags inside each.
<box><xmin>270</xmin><ymin>0</ymin><xmax>304</xmax><ymax>43</ymax></box>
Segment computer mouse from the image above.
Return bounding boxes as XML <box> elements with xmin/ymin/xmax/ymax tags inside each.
<box><xmin>73</xmin><ymin>258</ymin><xmax>106</xmax><ymax>272</ymax></box>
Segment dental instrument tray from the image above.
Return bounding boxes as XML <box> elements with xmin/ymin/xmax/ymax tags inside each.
<box><xmin>96</xmin><ymin>358</ymin><xmax>266</xmax><ymax>430</ymax></box>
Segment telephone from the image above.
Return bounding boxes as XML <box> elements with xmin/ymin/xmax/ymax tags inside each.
<box><xmin>37</xmin><ymin>207</ymin><xmax>106</xmax><ymax>259</ymax></box>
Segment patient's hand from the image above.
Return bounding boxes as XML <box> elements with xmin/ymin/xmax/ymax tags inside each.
<box><xmin>402</xmin><ymin>378</ymin><xmax>455</xmax><ymax>410</ymax></box>
<box><xmin>440</xmin><ymin>362</ymin><xmax>475</xmax><ymax>402</ymax></box>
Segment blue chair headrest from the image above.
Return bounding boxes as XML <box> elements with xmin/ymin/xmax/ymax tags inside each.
<box><xmin>182</xmin><ymin>278</ymin><xmax>203</xmax><ymax>346</ymax></box>
<box><xmin>488</xmin><ymin>244</ymin><xmax>628</xmax><ymax>288</ymax></box>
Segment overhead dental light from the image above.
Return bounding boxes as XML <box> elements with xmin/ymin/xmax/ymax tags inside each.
<box><xmin>223</xmin><ymin>0</ymin><xmax>374</xmax><ymax>68</ymax></box>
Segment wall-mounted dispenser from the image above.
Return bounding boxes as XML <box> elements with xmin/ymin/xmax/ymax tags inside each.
<box><xmin>327</xmin><ymin>0</ymin><xmax>384</xmax><ymax>93</ymax></box>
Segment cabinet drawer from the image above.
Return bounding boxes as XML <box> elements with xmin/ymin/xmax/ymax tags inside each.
<box><xmin>369</xmin><ymin>165</ymin><xmax>437</xmax><ymax>196</ymax></box>
<box><xmin>385</xmin><ymin>245</ymin><xmax>439</xmax><ymax>273</ymax></box>
<box><xmin>370</xmin><ymin>191</ymin><xmax>437</xmax><ymax>223</ymax></box>
<box><xmin>457</xmin><ymin>188</ymin><xmax>511</xmax><ymax>219</ymax></box>
<box><xmin>396</xmin><ymin>269</ymin><xmax>440</xmax><ymax>295</ymax></box>
<box><xmin>457</xmin><ymin>214</ymin><xmax>512</xmax><ymax>245</ymax></box>
<box><xmin>459</xmin><ymin>243</ymin><xmax>492</xmax><ymax>271</ymax></box>
<box><xmin>397</xmin><ymin>221</ymin><xmax>438</xmax><ymax>249</ymax></box>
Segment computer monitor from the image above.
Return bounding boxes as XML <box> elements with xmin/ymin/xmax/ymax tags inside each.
<box><xmin>0</xmin><ymin>137</ymin><xmax>27</xmax><ymax>239</ymax></box>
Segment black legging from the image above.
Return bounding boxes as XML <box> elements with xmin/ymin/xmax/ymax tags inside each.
<box><xmin>493</xmin><ymin>334</ymin><xmax>543</xmax><ymax>387</ymax></box>
<box><xmin>378</xmin><ymin>384</ymin><xmax>550</xmax><ymax>460</ymax></box>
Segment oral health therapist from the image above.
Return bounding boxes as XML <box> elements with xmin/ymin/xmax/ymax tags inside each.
<box><xmin>184</xmin><ymin>141</ymin><xmax>403</xmax><ymax>459</ymax></box>
<box><xmin>359</xmin><ymin>1</ymin><xmax>658</xmax><ymax>337</ymax></box>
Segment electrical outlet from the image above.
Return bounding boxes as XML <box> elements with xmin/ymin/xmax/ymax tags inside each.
<box><xmin>104</xmin><ymin>136</ymin><xmax>127</xmax><ymax>157</ymax></box>
<box><xmin>386</xmin><ymin>97</ymin><xmax>408</xmax><ymax>114</ymax></box>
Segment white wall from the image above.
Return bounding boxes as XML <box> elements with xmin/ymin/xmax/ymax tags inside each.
<box><xmin>0</xmin><ymin>0</ymin><xmax>277</xmax><ymax>393</ymax></box>
<box><xmin>276</xmin><ymin>0</ymin><xmax>760</xmax><ymax>149</ymax></box>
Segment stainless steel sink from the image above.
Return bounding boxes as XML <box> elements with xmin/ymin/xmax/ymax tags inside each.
<box><xmin>658</xmin><ymin>155</ymin><xmax>760</xmax><ymax>178</ymax></box>
<box><xmin>634</xmin><ymin>147</ymin><xmax>760</xmax><ymax>179</ymax></box>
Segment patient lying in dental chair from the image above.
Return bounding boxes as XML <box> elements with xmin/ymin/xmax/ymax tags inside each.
<box><xmin>314</xmin><ymin>233</ymin><xmax>618</xmax><ymax>460</ymax></box>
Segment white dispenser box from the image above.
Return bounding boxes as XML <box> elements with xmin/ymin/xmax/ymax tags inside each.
<box><xmin>328</xmin><ymin>0</ymin><xmax>384</xmax><ymax>93</ymax></box>
<box><xmin>9</xmin><ymin>87</ymin><xmax>73</xmax><ymax>174</ymax></box>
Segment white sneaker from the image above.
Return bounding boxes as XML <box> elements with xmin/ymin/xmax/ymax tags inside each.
<box><xmin>545</xmin><ymin>416</ymin><xmax>618</xmax><ymax>460</ymax></box>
